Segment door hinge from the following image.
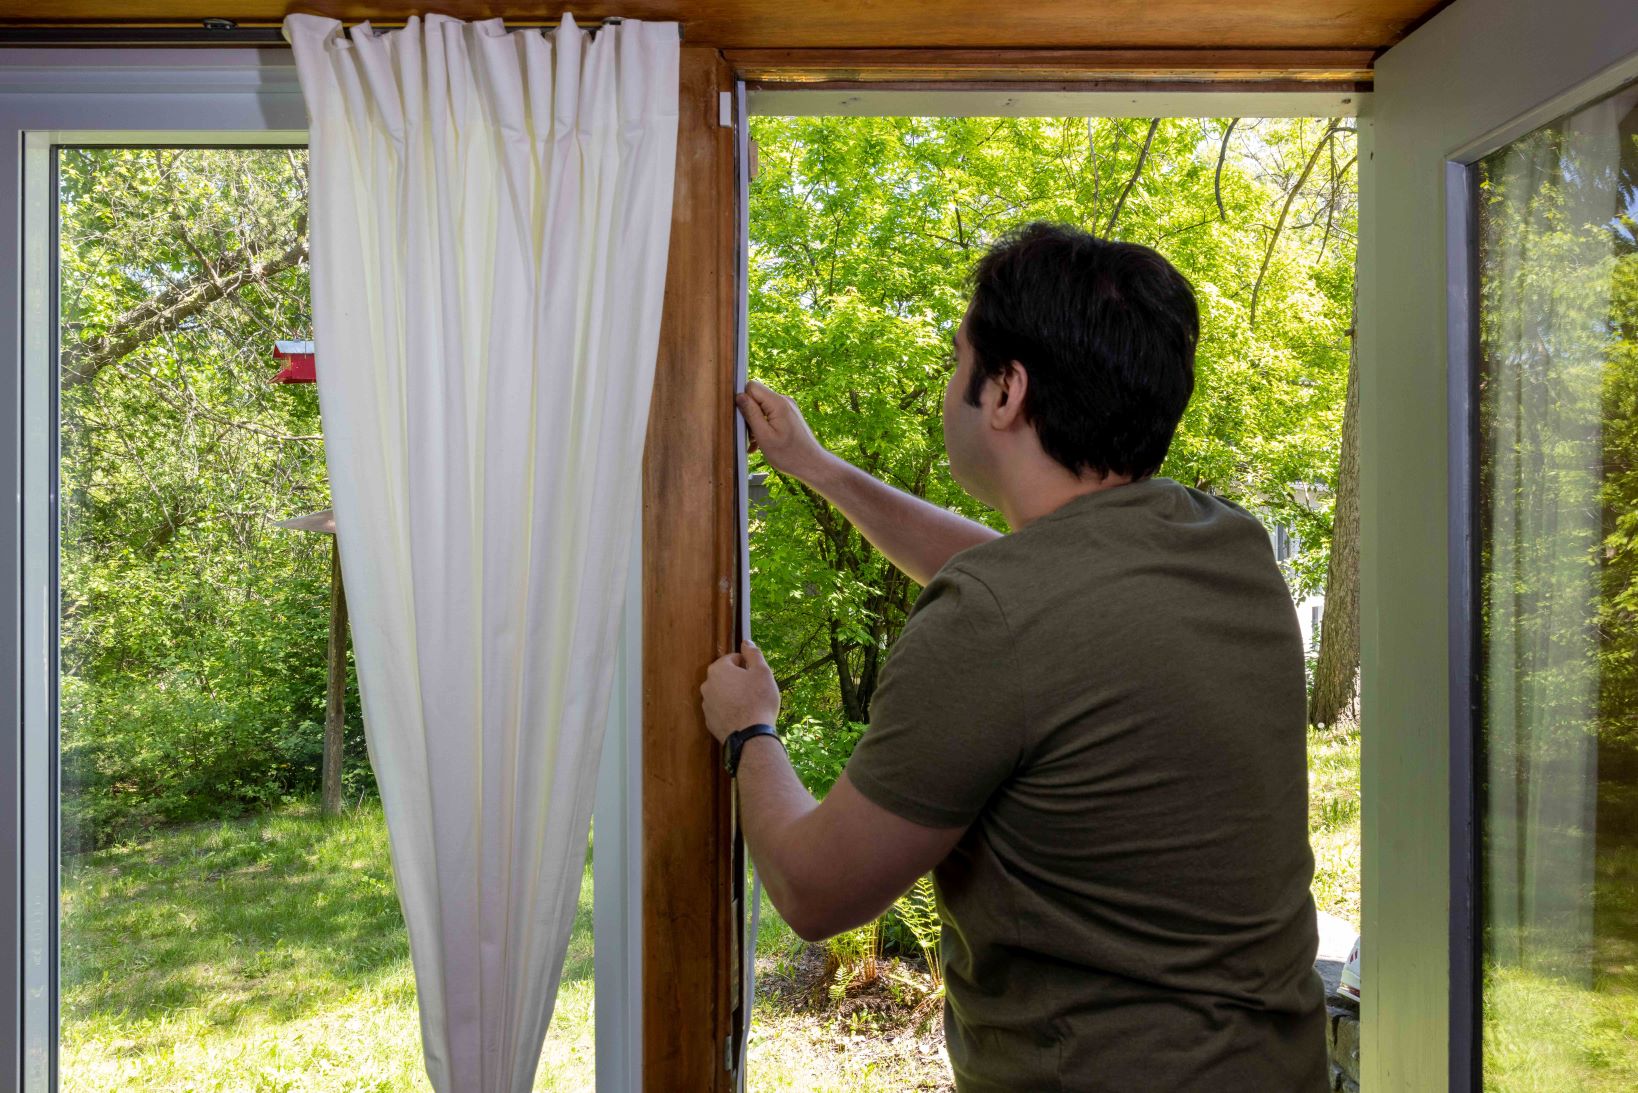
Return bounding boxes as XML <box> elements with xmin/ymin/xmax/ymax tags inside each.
<box><xmin>719</xmin><ymin>91</ymin><xmax>733</xmax><ymax>129</ymax></box>
<box><xmin>724</xmin><ymin>1032</ymin><xmax>736</xmax><ymax>1072</ymax></box>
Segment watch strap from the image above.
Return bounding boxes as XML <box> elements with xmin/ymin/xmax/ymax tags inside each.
<box><xmin>724</xmin><ymin>722</ymin><xmax>782</xmax><ymax>777</ymax></box>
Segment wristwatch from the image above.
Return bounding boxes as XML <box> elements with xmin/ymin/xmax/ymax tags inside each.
<box><xmin>723</xmin><ymin>723</ymin><xmax>783</xmax><ymax>777</ymax></box>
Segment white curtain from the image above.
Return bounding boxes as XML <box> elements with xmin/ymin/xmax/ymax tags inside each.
<box><xmin>285</xmin><ymin>13</ymin><xmax>678</xmax><ymax>1091</ymax></box>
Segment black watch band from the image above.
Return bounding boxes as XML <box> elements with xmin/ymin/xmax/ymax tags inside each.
<box><xmin>723</xmin><ymin>723</ymin><xmax>782</xmax><ymax>777</ymax></box>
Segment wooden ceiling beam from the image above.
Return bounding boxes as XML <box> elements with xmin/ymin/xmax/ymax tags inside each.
<box><xmin>0</xmin><ymin>1</ymin><xmax>1448</xmax><ymax>57</ymax></box>
<box><xmin>726</xmin><ymin>48</ymin><xmax>1376</xmax><ymax>87</ymax></box>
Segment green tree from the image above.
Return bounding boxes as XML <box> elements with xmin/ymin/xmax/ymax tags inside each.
<box><xmin>56</xmin><ymin>147</ymin><xmax>364</xmax><ymax>848</ymax></box>
<box><xmin>747</xmin><ymin>116</ymin><xmax>1359</xmax><ymax>767</ymax></box>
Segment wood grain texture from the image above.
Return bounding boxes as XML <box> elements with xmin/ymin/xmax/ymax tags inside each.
<box><xmin>0</xmin><ymin>0</ymin><xmax>1448</xmax><ymax>54</ymax></box>
<box><xmin>725</xmin><ymin>47</ymin><xmax>1376</xmax><ymax>86</ymax></box>
<box><xmin>641</xmin><ymin>44</ymin><xmax>737</xmax><ymax>1093</ymax></box>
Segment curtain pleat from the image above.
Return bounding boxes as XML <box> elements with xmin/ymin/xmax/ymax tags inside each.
<box><xmin>285</xmin><ymin>13</ymin><xmax>679</xmax><ymax>1089</ymax></box>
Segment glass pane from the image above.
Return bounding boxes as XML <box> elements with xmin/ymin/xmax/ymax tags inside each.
<box><xmin>55</xmin><ymin>146</ymin><xmax>595</xmax><ymax>1091</ymax></box>
<box><xmin>1475</xmin><ymin>81</ymin><xmax>1638</xmax><ymax>1089</ymax></box>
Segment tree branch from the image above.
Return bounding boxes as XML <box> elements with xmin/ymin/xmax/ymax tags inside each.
<box><xmin>1104</xmin><ymin>118</ymin><xmax>1160</xmax><ymax>237</ymax></box>
<box><xmin>1249</xmin><ymin>119</ymin><xmax>1341</xmax><ymax>330</ymax></box>
<box><xmin>777</xmin><ymin>649</ymin><xmax>845</xmax><ymax>692</ymax></box>
<box><xmin>1215</xmin><ymin>118</ymin><xmax>1240</xmax><ymax>220</ymax></box>
<box><xmin>61</xmin><ymin>227</ymin><xmax>308</xmax><ymax>390</ymax></box>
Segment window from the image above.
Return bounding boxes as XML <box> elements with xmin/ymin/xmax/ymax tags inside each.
<box><xmin>7</xmin><ymin>56</ymin><xmax>639</xmax><ymax>1092</ymax></box>
<box><xmin>1472</xmin><ymin>77</ymin><xmax>1638</xmax><ymax>1088</ymax></box>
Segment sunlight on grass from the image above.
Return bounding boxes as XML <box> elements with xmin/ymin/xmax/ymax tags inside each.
<box><xmin>1483</xmin><ymin>964</ymin><xmax>1638</xmax><ymax>1091</ymax></box>
<box><xmin>60</xmin><ymin>801</ymin><xmax>594</xmax><ymax>1093</ymax></box>
<box><xmin>1308</xmin><ymin>722</ymin><xmax>1361</xmax><ymax>927</ymax></box>
<box><xmin>61</xmin><ymin>799</ymin><xmax>946</xmax><ymax>1091</ymax></box>
<box><xmin>64</xmin><ymin>733</ymin><xmax>1364</xmax><ymax>1093</ymax></box>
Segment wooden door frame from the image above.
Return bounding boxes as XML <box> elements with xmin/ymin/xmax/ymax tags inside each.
<box><xmin>639</xmin><ymin>47</ymin><xmax>1373</xmax><ymax>1092</ymax></box>
<box><xmin>641</xmin><ymin>45</ymin><xmax>739</xmax><ymax>1093</ymax></box>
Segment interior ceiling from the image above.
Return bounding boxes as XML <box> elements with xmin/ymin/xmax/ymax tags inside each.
<box><xmin>0</xmin><ymin>1</ymin><xmax>1449</xmax><ymax>53</ymax></box>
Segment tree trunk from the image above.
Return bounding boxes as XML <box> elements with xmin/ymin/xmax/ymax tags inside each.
<box><xmin>1309</xmin><ymin>302</ymin><xmax>1361</xmax><ymax>729</ymax></box>
<box><xmin>322</xmin><ymin>537</ymin><xmax>349</xmax><ymax>815</ymax></box>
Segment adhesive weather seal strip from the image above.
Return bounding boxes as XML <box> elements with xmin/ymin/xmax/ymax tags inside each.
<box><xmin>731</xmin><ymin>75</ymin><xmax>761</xmax><ymax>1090</ymax></box>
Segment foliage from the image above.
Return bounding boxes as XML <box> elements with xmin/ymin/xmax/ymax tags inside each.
<box><xmin>56</xmin><ymin>147</ymin><xmax>372</xmax><ymax>848</ymax></box>
<box><xmin>892</xmin><ymin>876</ymin><xmax>944</xmax><ymax>990</ymax></box>
<box><xmin>58</xmin><ymin>125</ymin><xmax>1358</xmax><ymax>851</ymax></box>
<box><xmin>747</xmin><ymin>116</ymin><xmax>1359</xmax><ymax>967</ymax></box>
<box><xmin>780</xmin><ymin>716</ymin><xmax>865</xmax><ymax>796</ymax></box>
<box><xmin>747</xmin><ymin>115</ymin><xmax>1357</xmax><ymax>776</ymax></box>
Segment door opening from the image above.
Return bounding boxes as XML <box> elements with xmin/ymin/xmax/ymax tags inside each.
<box><xmin>736</xmin><ymin>106</ymin><xmax>1362</xmax><ymax>1090</ymax></box>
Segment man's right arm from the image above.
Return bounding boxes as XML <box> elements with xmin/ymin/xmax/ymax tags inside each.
<box><xmin>736</xmin><ymin>381</ymin><xmax>1000</xmax><ymax>587</ymax></box>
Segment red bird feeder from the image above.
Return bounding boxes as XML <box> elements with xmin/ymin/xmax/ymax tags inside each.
<box><xmin>271</xmin><ymin>340</ymin><xmax>317</xmax><ymax>384</ymax></box>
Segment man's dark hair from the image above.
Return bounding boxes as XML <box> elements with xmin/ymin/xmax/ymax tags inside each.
<box><xmin>964</xmin><ymin>221</ymin><xmax>1199</xmax><ymax>480</ymax></box>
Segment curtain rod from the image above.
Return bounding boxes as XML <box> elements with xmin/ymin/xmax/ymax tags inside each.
<box><xmin>0</xmin><ymin>18</ymin><xmax>681</xmax><ymax>48</ymax></box>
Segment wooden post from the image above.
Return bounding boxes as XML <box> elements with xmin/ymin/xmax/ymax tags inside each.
<box><xmin>323</xmin><ymin>535</ymin><xmax>348</xmax><ymax>816</ymax></box>
<box><xmin>642</xmin><ymin>44</ymin><xmax>738</xmax><ymax>1093</ymax></box>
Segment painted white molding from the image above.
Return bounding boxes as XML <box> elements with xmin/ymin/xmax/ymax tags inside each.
<box><xmin>0</xmin><ymin>49</ymin><xmax>300</xmax><ymax>96</ymax></box>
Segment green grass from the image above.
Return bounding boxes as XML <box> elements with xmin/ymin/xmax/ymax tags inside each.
<box><xmin>61</xmin><ymin>800</ymin><xmax>929</xmax><ymax>1091</ymax></box>
<box><xmin>60</xmin><ymin>802</ymin><xmax>593</xmax><ymax>1092</ymax></box>
<box><xmin>71</xmin><ymin>720</ymin><xmax>1638</xmax><ymax>1091</ymax></box>
<box><xmin>61</xmin><ymin>728</ymin><xmax>1368</xmax><ymax>1093</ymax></box>
<box><xmin>1483</xmin><ymin>964</ymin><xmax>1638</xmax><ymax>1091</ymax></box>
<box><xmin>1308</xmin><ymin>722</ymin><xmax>1362</xmax><ymax>927</ymax></box>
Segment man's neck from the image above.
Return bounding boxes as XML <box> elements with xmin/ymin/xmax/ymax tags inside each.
<box><xmin>1000</xmin><ymin>465</ymin><xmax>1137</xmax><ymax>530</ymax></box>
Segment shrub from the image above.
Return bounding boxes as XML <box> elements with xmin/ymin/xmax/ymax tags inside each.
<box><xmin>60</xmin><ymin>674</ymin><xmax>329</xmax><ymax>851</ymax></box>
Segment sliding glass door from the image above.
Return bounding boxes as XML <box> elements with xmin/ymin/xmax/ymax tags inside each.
<box><xmin>1363</xmin><ymin>1</ymin><xmax>1638</xmax><ymax>1086</ymax></box>
<box><xmin>5</xmin><ymin>54</ymin><xmax>642</xmax><ymax>1090</ymax></box>
<box><xmin>1472</xmin><ymin>80</ymin><xmax>1638</xmax><ymax>1089</ymax></box>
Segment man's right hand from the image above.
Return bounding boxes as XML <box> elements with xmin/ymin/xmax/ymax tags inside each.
<box><xmin>736</xmin><ymin>380</ymin><xmax>832</xmax><ymax>484</ymax></box>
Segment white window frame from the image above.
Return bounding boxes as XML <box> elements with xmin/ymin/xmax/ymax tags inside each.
<box><xmin>0</xmin><ymin>47</ymin><xmax>642</xmax><ymax>1093</ymax></box>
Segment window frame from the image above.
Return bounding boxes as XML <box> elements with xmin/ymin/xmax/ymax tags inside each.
<box><xmin>4</xmin><ymin>50</ymin><xmax>1376</xmax><ymax>1093</ymax></box>
<box><xmin>0</xmin><ymin>48</ymin><xmax>645</xmax><ymax>1093</ymax></box>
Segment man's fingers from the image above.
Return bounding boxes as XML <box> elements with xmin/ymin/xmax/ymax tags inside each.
<box><xmin>736</xmin><ymin>390</ymin><xmax>773</xmax><ymax>439</ymax></box>
<box><xmin>742</xmin><ymin>640</ymin><xmax>769</xmax><ymax>671</ymax></box>
<box><xmin>743</xmin><ymin>379</ymin><xmax>784</xmax><ymax>414</ymax></box>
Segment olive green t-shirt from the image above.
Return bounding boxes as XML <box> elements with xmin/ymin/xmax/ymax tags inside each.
<box><xmin>845</xmin><ymin>476</ymin><xmax>1327</xmax><ymax>1092</ymax></box>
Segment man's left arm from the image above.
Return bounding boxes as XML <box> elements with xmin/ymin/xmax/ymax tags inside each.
<box><xmin>700</xmin><ymin>641</ymin><xmax>966</xmax><ymax>942</ymax></box>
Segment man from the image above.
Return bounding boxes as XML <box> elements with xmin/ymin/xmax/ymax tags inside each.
<box><xmin>699</xmin><ymin>221</ymin><xmax>1326</xmax><ymax>1091</ymax></box>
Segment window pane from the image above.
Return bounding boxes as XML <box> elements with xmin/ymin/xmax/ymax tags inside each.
<box><xmin>55</xmin><ymin>145</ymin><xmax>596</xmax><ymax>1091</ymax></box>
<box><xmin>1475</xmin><ymin>80</ymin><xmax>1638</xmax><ymax>1089</ymax></box>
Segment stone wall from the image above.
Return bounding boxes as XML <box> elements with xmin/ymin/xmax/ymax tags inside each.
<box><xmin>1325</xmin><ymin>998</ymin><xmax>1360</xmax><ymax>1093</ymax></box>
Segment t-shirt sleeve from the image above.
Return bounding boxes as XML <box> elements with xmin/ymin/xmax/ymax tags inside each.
<box><xmin>844</xmin><ymin>564</ymin><xmax>1024</xmax><ymax>829</ymax></box>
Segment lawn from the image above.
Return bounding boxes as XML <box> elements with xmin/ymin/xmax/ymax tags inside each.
<box><xmin>60</xmin><ymin>803</ymin><xmax>593</xmax><ymax>1092</ymax></box>
<box><xmin>62</xmin><ymin>725</ymin><xmax>1364</xmax><ymax>1092</ymax></box>
<box><xmin>1483</xmin><ymin>963</ymin><xmax>1638</xmax><ymax>1092</ymax></box>
<box><xmin>60</xmin><ymin>801</ymin><xmax>953</xmax><ymax>1092</ymax></box>
<box><xmin>1308</xmin><ymin>721</ymin><xmax>1362</xmax><ymax>928</ymax></box>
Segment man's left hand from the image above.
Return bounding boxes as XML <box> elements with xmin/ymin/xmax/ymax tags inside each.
<box><xmin>700</xmin><ymin>640</ymin><xmax>782</xmax><ymax>744</ymax></box>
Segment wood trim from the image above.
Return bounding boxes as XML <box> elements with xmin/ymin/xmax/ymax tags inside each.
<box><xmin>742</xmin><ymin>79</ymin><xmax>1372</xmax><ymax>96</ymax></box>
<box><xmin>642</xmin><ymin>44</ymin><xmax>737</xmax><ymax>1093</ymax></box>
<box><xmin>0</xmin><ymin>1</ymin><xmax>1446</xmax><ymax>55</ymax></box>
<box><xmin>723</xmin><ymin>47</ymin><xmax>1377</xmax><ymax>85</ymax></box>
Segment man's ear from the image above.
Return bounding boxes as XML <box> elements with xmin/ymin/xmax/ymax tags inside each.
<box><xmin>987</xmin><ymin>361</ymin><xmax>1028</xmax><ymax>430</ymax></box>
